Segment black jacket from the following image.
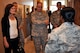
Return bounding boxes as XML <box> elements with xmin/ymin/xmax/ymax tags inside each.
<box><xmin>1</xmin><ymin>17</ymin><xmax>19</xmax><ymax>42</ymax></box>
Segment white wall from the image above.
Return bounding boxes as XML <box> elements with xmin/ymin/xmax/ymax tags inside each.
<box><xmin>0</xmin><ymin>0</ymin><xmax>5</xmax><ymax>53</ymax></box>
<box><xmin>21</xmin><ymin>0</ymin><xmax>33</xmax><ymax>6</ymax></box>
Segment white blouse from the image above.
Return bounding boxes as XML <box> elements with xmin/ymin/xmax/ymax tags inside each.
<box><xmin>9</xmin><ymin>18</ymin><xmax>18</xmax><ymax>39</ymax></box>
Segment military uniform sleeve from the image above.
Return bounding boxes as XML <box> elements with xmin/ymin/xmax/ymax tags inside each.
<box><xmin>50</xmin><ymin>13</ymin><xmax>55</xmax><ymax>25</ymax></box>
<box><xmin>45</xmin><ymin>31</ymin><xmax>60</xmax><ymax>53</ymax></box>
<box><xmin>45</xmin><ymin>12</ymin><xmax>49</xmax><ymax>20</ymax></box>
<box><xmin>44</xmin><ymin>12</ymin><xmax>49</xmax><ymax>25</ymax></box>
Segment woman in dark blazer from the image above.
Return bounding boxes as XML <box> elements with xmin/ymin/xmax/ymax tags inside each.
<box><xmin>1</xmin><ymin>4</ymin><xmax>19</xmax><ymax>53</ymax></box>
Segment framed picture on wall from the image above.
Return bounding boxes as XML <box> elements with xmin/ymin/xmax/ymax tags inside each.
<box><xmin>24</xmin><ymin>5</ymin><xmax>30</xmax><ymax>18</ymax></box>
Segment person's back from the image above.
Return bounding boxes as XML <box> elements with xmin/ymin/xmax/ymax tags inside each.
<box><xmin>45</xmin><ymin>7</ymin><xmax>80</xmax><ymax>53</ymax></box>
<box><xmin>45</xmin><ymin>22</ymin><xmax>80</xmax><ymax>53</ymax></box>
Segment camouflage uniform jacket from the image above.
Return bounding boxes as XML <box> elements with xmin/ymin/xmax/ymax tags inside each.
<box><xmin>31</xmin><ymin>11</ymin><xmax>49</xmax><ymax>37</ymax></box>
<box><xmin>15</xmin><ymin>12</ymin><xmax>24</xmax><ymax>47</ymax></box>
<box><xmin>50</xmin><ymin>10</ymin><xmax>61</xmax><ymax>28</ymax></box>
<box><xmin>45</xmin><ymin>22</ymin><xmax>80</xmax><ymax>53</ymax></box>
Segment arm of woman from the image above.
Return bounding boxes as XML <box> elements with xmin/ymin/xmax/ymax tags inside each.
<box><xmin>3</xmin><ymin>36</ymin><xmax>9</xmax><ymax>48</ymax></box>
<box><xmin>1</xmin><ymin>18</ymin><xmax>9</xmax><ymax>48</ymax></box>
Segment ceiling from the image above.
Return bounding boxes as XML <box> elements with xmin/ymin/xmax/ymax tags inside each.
<box><xmin>21</xmin><ymin>0</ymin><xmax>33</xmax><ymax>6</ymax></box>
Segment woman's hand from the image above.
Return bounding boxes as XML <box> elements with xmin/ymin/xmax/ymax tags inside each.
<box><xmin>3</xmin><ymin>37</ymin><xmax>9</xmax><ymax>48</ymax></box>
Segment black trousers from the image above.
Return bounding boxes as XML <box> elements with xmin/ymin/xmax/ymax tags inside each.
<box><xmin>5</xmin><ymin>37</ymin><xmax>19</xmax><ymax>53</ymax></box>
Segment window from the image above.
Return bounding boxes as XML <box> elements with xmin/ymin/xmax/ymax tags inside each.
<box><xmin>43</xmin><ymin>0</ymin><xmax>47</xmax><ymax>10</ymax></box>
<box><xmin>50</xmin><ymin>0</ymin><xmax>66</xmax><ymax>12</ymax></box>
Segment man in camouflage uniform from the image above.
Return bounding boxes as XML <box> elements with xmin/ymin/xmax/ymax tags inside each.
<box><xmin>50</xmin><ymin>2</ymin><xmax>62</xmax><ymax>28</ymax></box>
<box><xmin>31</xmin><ymin>2</ymin><xmax>49</xmax><ymax>53</ymax></box>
